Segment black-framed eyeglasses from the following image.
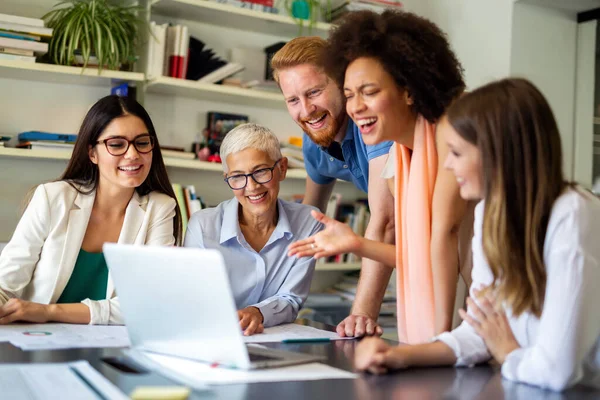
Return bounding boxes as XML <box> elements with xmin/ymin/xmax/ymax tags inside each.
<box><xmin>224</xmin><ymin>159</ymin><xmax>281</xmax><ymax>190</ymax></box>
<box><xmin>95</xmin><ymin>134</ymin><xmax>155</xmax><ymax>156</ymax></box>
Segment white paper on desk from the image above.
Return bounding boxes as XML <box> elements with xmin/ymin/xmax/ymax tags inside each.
<box><xmin>0</xmin><ymin>323</ymin><xmax>130</xmax><ymax>350</ymax></box>
<box><xmin>243</xmin><ymin>323</ymin><xmax>355</xmax><ymax>343</ymax></box>
<box><xmin>130</xmin><ymin>350</ymin><xmax>357</xmax><ymax>386</ymax></box>
<box><xmin>0</xmin><ymin>360</ymin><xmax>128</xmax><ymax>400</ymax></box>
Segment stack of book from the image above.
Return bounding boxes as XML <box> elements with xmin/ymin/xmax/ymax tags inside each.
<box><xmin>159</xmin><ymin>145</ymin><xmax>196</xmax><ymax>160</ymax></box>
<box><xmin>326</xmin><ymin>0</ymin><xmax>403</xmax><ymax>22</ymax></box>
<box><xmin>0</xmin><ymin>13</ymin><xmax>52</xmax><ymax>63</ymax></box>
<box><xmin>213</xmin><ymin>0</ymin><xmax>279</xmax><ymax>14</ymax></box>
<box><xmin>13</xmin><ymin>131</ymin><xmax>76</xmax><ymax>152</ymax></box>
<box><xmin>280</xmin><ymin>142</ymin><xmax>304</xmax><ymax>169</ymax></box>
<box><xmin>0</xmin><ymin>136</ymin><xmax>10</xmax><ymax>148</ymax></box>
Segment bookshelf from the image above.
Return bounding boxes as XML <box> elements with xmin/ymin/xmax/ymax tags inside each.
<box><xmin>151</xmin><ymin>0</ymin><xmax>332</xmax><ymax>37</ymax></box>
<box><xmin>0</xmin><ymin>1</ymin><xmax>365</xmax><ymax>289</ymax></box>
<box><xmin>146</xmin><ymin>76</ymin><xmax>284</xmax><ymax>108</ymax></box>
<box><xmin>0</xmin><ymin>59</ymin><xmax>144</xmax><ymax>86</ymax></box>
<box><xmin>0</xmin><ymin>147</ymin><xmax>310</xmax><ymax>179</ymax></box>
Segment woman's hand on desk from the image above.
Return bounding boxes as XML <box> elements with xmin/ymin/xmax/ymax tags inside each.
<box><xmin>287</xmin><ymin>210</ymin><xmax>362</xmax><ymax>260</ymax></box>
<box><xmin>0</xmin><ymin>299</ymin><xmax>51</xmax><ymax>324</ymax></box>
<box><xmin>355</xmin><ymin>337</ymin><xmax>409</xmax><ymax>374</ymax></box>
<box><xmin>238</xmin><ymin>307</ymin><xmax>264</xmax><ymax>336</ymax></box>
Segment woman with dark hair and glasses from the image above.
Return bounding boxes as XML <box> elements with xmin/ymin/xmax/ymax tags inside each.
<box><xmin>0</xmin><ymin>95</ymin><xmax>182</xmax><ymax>326</ymax></box>
<box><xmin>184</xmin><ymin>123</ymin><xmax>322</xmax><ymax>336</ymax></box>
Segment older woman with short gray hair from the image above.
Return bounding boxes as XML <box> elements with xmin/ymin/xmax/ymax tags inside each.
<box><xmin>184</xmin><ymin>123</ymin><xmax>322</xmax><ymax>335</ymax></box>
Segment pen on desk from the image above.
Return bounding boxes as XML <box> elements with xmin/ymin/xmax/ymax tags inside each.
<box><xmin>282</xmin><ymin>338</ymin><xmax>332</xmax><ymax>343</ymax></box>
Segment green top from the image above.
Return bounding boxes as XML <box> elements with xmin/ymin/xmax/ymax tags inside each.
<box><xmin>57</xmin><ymin>249</ymin><xmax>109</xmax><ymax>304</ymax></box>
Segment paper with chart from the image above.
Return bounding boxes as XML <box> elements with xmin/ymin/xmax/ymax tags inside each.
<box><xmin>129</xmin><ymin>350</ymin><xmax>356</xmax><ymax>386</ymax></box>
<box><xmin>0</xmin><ymin>360</ymin><xmax>128</xmax><ymax>400</ymax></box>
<box><xmin>0</xmin><ymin>323</ymin><xmax>130</xmax><ymax>350</ymax></box>
<box><xmin>243</xmin><ymin>323</ymin><xmax>354</xmax><ymax>343</ymax></box>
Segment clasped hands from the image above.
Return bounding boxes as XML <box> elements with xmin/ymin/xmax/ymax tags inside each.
<box><xmin>355</xmin><ymin>288</ymin><xmax>520</xmax><ymax>374</ymax></box>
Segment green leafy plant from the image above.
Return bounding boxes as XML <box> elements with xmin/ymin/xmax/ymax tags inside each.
<box><xmin>43</xmin><ymin>0</ymin><xmax>144</xmax><ymax>71</ymax></box>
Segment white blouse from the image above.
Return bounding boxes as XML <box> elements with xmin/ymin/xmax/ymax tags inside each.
<box><xmin>436</xmin><ymin>188</ymin><xmax>600</xmax><ymax>391</ymax></box>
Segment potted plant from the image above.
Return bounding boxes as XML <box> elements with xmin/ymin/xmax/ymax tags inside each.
<box><xmin>43</xmin><ymin>0</ymin><xmax>144</xmax><ymax>71</ymax></box>
<box><xmin>282</xmin><ymin>0</ymin><xmax>332</xmax><ymax>35</ymax></box>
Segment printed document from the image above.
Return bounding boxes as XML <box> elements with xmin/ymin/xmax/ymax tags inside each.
<box><xmin>0</xmin><ymin>360</ymin><xmax>128</xmax><ymax>400</ymax></box>
<box><xmin>0</xmin><ymin>323</ymin><xmax>130</xmax><ymax>350</ymax></box>
<box><xmin>243</xmin><ymin>323</ymin><xmax>354</xmax><ymax>343</ymax></box>
<box><xmin>127</xmin><ymin>350</ymin><xmax>356</xmax><ymax>388</ymax></box>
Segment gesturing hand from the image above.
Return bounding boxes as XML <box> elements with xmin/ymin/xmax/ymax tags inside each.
<box><xmin>288</xmin><ymin>210</ymin><xmax>361</xmax><ymax>260</ymax></box>
<box><xmin>459</xmin><ymin>289</ymin><xmax>520</xmax><ymax>364</ymax></box>
<box><xmin>238</xmin><ymin>306</ymin><xmax>264</xmax><ymax>336</ymax></box>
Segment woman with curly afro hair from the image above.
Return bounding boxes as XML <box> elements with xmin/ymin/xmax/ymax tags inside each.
<box><xmin>288</xmin><ymin>10</ymin><xmax>474</xmax><ymax>345</ymax></box>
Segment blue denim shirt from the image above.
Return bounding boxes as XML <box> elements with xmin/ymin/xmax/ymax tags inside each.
<box><xmin>302</xmin><ymin>119</ymin><xmax>393</xmax><ymax>193</ymax></box>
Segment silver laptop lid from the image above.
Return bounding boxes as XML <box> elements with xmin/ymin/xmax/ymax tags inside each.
<box><xmin>103</xmin><ymin>244</ymin><xmax>251</xmax><ymax>369</ymax></box>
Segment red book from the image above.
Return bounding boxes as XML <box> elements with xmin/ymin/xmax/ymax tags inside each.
<box><xmin>165</xmin><ymin>25</ymin><xmax>179</xmax><ymax>78</ymax></box>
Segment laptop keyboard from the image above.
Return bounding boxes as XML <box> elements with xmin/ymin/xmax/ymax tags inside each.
<box><xmin>248</xmin><ymin>352</ymin><xmax>281</xmax><ymax>362</ymax></box>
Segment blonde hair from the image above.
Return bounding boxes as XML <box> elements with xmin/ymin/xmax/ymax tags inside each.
<box><xmin>270</xmin><ymin>36</ymin><xmax>327</xmax><ymax>83</ymax></box>
<box><xmin>446</xmin><ymin>78</ymin><xmax>566</xmax><ymax>317</ymax></box>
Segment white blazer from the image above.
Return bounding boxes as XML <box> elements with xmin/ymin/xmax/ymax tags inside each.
<box><xmin>0</xmin><ymin>181</ymin><xmax>176</xmax><ymax>325</ymax></box>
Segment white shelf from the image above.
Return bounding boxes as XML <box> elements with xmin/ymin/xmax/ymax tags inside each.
<box><xmin>165</xmin><ymin>156</ymin><xmax>309</xmax><ymax>179</ymax></box>
<box><xmin>151</xmin><ymin>0</ymin><xmax>332</xmax><ymax>37</ymax></box>
<box><xmin>0</xmin><ymin>60</ymin><xmax>145</xmax><ymax>86</ymax></box>
<box><xmin>0</xmin><ymin>147</ymin><xmax>309</xmax><ymax>179</ymax></box>
<box><xmin>315</xmin><ymin>262</ymin><xmax>361</xmax><ymax>271</ymax></box>
<box><xmin>146</xmin><ymin>76</ymin><xmax>284</xmax><ymax>108</ymax></box>
<box><xmin>594</xmin><ymin>117</ymin><xmax>600</xmax><ymax>125</ymax></box>
<box><xmin>0</xmin><ymin>147</ymin><xmax>71</xmax><ymax>161</ymax></box>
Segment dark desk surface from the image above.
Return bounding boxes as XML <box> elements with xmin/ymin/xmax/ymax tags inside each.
<box><xmin>0</xmin><ymin>321</ymin><xmax>598</xmax><ymax>400</ymax></box>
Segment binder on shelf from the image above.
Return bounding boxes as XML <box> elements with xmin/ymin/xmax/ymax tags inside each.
<box><xmin>18</xmin><ymin>131</ymin><xmax>77</xmax><ymax>143</ymax></box>
<box><xmin>172</xmin><ymin>183</ymin><xmax>189</xmax><ymax>233</ymax></box>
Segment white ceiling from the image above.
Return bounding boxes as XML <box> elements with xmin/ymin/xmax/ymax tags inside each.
<box><xmin>519</xmin><ymin>0</ymin><xmax>600</xmax><ymax>13</ymax></box>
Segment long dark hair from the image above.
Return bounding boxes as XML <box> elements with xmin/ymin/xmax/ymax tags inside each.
<box><xmin>446</xmin><ymin>78</ymin><xmax>566</xmax><ymax>317</ymax></box>
<box><xmin>59</xmin><ymin>95</ymin><xmax>182</xmax><ymax>245</ymax></box>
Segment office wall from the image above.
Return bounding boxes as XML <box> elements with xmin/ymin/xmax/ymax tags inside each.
<box><xmin>510</xmin><ymin>2</ymin><xmax>578</xmax><ymax>177</ymax></box>
<box><xmin>403</xmin><ymin>0</ymin><xmax>515</xmax><ymax>89</ymax></box>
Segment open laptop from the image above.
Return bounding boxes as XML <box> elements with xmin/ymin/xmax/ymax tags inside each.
<box><xmin>103</xmin><ymin>243</ymin><xmax>323</xmax><ymax>370</ymax></box>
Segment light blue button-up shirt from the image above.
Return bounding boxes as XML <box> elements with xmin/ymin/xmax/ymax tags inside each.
<box><xmin>184</xmin><ymin>198</ymin><xmax>322</xmax><ymax>327</ymax></box>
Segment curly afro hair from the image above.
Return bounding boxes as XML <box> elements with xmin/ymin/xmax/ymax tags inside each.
<box><xmin>323</xmin><ymin>10</ymin><xmax>465</xmax><ymax>123</ymax></box>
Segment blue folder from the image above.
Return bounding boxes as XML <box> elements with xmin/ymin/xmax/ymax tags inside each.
<box><xmin>18</xmin><ymin>131</ymin><xmax>78</xmax><ymax>143</ymax></box>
